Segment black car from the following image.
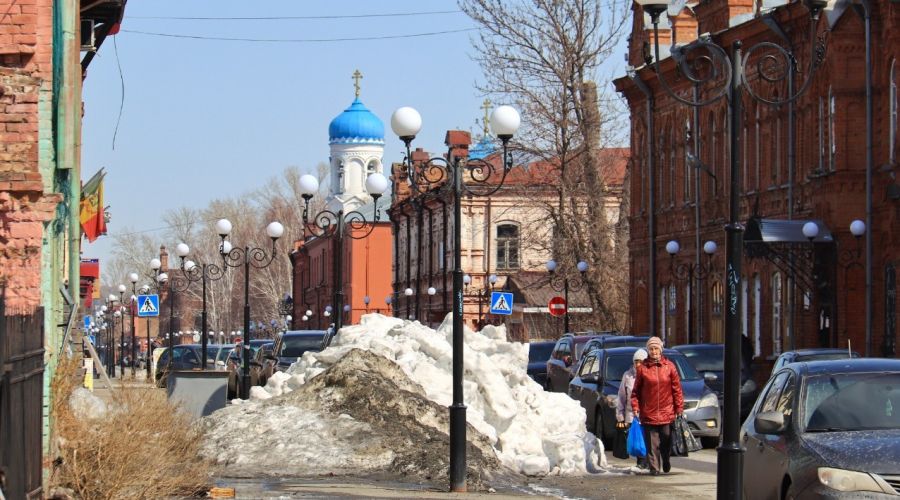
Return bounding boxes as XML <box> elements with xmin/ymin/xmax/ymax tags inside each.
<box><xmin>154</xmin><ymin>344</ymin><xmax>215</xmax><ymax>387</ymax></box>
<box><xmin>741</xmin><ymin>358</ymin><xmax>900</xmax><ymax>499</ymax></box>
<box><xmin>673</xmin><ymin>343</ymin><xmax>759</xmax><ymax>421</ymax></box>
<box><xmin>272</xmin><ymin>330</ymin><xmax>327</xmax><ymax>373</ymax></box>
<box><xmin>583</xmin><ymin>335</ymin><xmax>650</xmax><ymax>354</ymax></box>
<box><xmin>526</xmin><ymin>341</ymin><xmax>556</xmax><ymax>387</ymax></box>
<box><xmin>545</xmin><ymin>334</ymin><xmax>601</xmax><ymax>392</ymax></box>
<box><xmin>568</xmin><ymin>347</ymin><xmax>720</xmax><ymax>448</ymax></box>
<box><xmin>770</xmin><ymin>348</ymin><xmax>860</xmax><ymax>376</ymax></box>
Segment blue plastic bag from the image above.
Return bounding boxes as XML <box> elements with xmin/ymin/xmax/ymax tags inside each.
<box><xmin>627</xmin><ymin>417</ymin><xmax>647</xmax><ymax>458</ymax></box>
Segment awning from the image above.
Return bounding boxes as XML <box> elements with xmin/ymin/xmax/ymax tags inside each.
<box><xmin>744</xmin><ymin>217</ymin><xmax>834</xmax><ymax>244</ymax></box>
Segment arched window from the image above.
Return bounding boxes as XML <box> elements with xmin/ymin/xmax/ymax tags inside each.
<box><xmin>890</xmin><ymin>60</ymin><xmax>897</xmax><ymax>165</ymax></box>
<box><xmin>495</xmin><ymin>224</ymin><xmax>519</xmax><ymax>270</ymax></box>
<box><xmin>772</xmin><ymin>272</ymin><xmax>784</xmax><ymax>355</ymax></box>
<box><xmin>710</xmin><ymin>279</ymin><xmax>724</xmax><ymax>343</ymax></box>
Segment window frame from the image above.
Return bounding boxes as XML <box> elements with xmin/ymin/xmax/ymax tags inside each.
<box><xmin>495</xmin><ymin>223</ymin><xmax>520</xmax><ymax>270</ymax></box>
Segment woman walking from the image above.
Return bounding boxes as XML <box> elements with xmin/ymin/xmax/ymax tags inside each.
<box><xmin>616</xmin><ymin>348</ymin><xmax>649</xmax><ymax>469</ymax></box>
<box><xmin>631</xmin><ymin>336</ymin><xmax>683</xmax><ymax>475</ymax></box>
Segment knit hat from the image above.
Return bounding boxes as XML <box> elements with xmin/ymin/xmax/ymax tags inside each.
<box><xmin>633</xmin><ymin>348</ymin><xmax>648</xmax><ymax>362</ymax></box>
<box><xmin>646</xmin><ymin>336</ymin><xmax>664</xmax><ymax>350</ymax></box>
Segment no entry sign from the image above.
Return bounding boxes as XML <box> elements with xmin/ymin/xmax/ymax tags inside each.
<box><xmin>548</xmin><ymin>296</ymin><xmax>567</xmax><ymax>317</ymax></box>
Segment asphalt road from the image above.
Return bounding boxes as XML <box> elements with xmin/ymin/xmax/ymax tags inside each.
<box><xmin>218</xmin><ymin>449</ymin><xmax>718</xmax><ymax>499</ymax></box>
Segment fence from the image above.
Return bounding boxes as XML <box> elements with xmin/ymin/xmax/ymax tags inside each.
<box><xmin>0</xmin><ymin>295</ymin><xmax>45</xmax><ymax>499</ymax></box>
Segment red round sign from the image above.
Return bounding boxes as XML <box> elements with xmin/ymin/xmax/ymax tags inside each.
<box><xmin>548</xmin><ymin>296</ymin><xmax>567</xmax><ymax>317</ymax></box>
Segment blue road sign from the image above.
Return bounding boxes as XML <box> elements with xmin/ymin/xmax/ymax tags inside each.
<box><xmin>489</xmin><ymin>291</ymin><xmax>514</xmax><ymax>316</ymax></box>
<box><xmin>137</xmin><ymin>294</ymin><xmax>160</xmax><ymax>317</ymax></box>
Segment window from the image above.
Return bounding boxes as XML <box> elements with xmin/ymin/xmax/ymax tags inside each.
<box><xmin>495</xmin><ymin>224</ymin><xmax>520</xmax><ymax>270</ymax></box>
<box><xmin>890</xmin><ymin>60</ymin><xmax>897</xmax><ymax>165</ymax></box>
<box><xmin>818</xmin><ymin>95</ymin><xmax>825</xmax><ymax>172</ymax></box>
<box><xmin>773</xmin><ymin>272</ymin><xmax>784</xmax><ymax>355</ymax></box>
<box><xmin>828</xmin><ymin>87</ymin><xmax>836</xmax><ymax>172</ymax></box>
<box><xmin>711</xmin><ymin>280</ymin><xmax>724</xmax><ymax>316</ymax></box>
<box><xmin>668</xmin><ymin>284</ymin><xmax>677</xmax><ymax>314</ymax></box>
<box><xmin>578</xmin><ymin>355</ymin><xmax>599</xmax><ymax>377</ymax></box>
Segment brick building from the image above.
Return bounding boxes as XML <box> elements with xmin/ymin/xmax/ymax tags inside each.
<box><xmin>615</xmin><ymin>1</ymin><xmax>899</xmax><ymax>372</ymax></box>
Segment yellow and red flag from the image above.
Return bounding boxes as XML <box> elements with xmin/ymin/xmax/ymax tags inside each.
<box><xmin>80</xmin><ymin>169</ymin><xmax>107</xmax><ymax>242</ymax></box>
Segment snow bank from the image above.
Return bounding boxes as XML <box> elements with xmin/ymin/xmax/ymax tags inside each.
<box><xmin>252</xmin><ymin>313</ymin><xmax>604</xmax><ymax>476</ymax></box>
<box><xmin>69</xmin><ymin>387</ymin><xmax>107</xmax><ymax>419</ymax></box>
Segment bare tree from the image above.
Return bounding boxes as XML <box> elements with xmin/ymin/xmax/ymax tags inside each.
<box><xmin>461</xmin><ymin>0</ymin><xmax>631</xmax><ymax>330</ymax></box>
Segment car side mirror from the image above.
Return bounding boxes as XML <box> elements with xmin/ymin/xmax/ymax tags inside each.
<box><xmin>562</xmin><ymin>355</ymin><xmax>572</xmax><ymax>367</ymax></box>
<box><xmin>581</xmin><ymin>373</ymin><xmax>599</xmax><ymax>384</ymax></box>
<box><xmin>216</xmin><ymin>360</ymin><xmax>225</xmax><ymax>367</ymax></box>
<box><xmin>754</xmin><ymin>410</ymin><xmax>786</xmax><ymax>434</ymax></box>
<box><xmin>704</xmin><ymin>372</ymin><xmax>719</xmax><ymax>382</ymax></box>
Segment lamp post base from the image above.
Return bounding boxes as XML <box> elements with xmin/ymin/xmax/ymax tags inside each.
<box><xmin>717</xmin><ymin>440</ymin><xmax>743</xmax><ymax>498</ymax></box>
<box><xmin>449</xmin><ymin>403</ymin><xmax>467</xmax><ymax>492</ymax></box>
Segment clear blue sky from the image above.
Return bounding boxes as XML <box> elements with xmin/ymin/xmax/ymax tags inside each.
<box><xmin>81</xmin><ymin>1</ymin><xmax>629</xmax><ymax>266</ymax></box>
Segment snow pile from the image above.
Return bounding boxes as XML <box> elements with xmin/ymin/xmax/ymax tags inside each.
<box><xmin>69</xmin><ymin>387</ymin><xmax>107</xmax><ymax>419</ymax></box>
<box><xmin>251</xmin><ymin>314</ymin><xmax>604</xmax><ymax>476</ymax></box>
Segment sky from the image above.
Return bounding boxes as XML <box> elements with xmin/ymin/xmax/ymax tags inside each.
<box><xmin>81</xmin><ymin>1</ymin><xmax>630</xmax><ymax>268</ymax></box>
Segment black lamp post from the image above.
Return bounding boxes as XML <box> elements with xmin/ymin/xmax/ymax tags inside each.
<box><xmin>390</xmin><ymin>103</ymin><xmax>520</xmax><ymax>492</ymax></box>
<box><xmin>665</xmin><ymin>240</ymin><xmax>717</xmax><ymax>343</ymax></box>
<box><xmin>463</xmin><ymin>274</ymin><xmax>497</xmax><ymax>329</ymax></box>
<box><xmin>116</xmin><ymin>284</ymin><xmax>127</xmax><ymax>377</ymax></box>
<box><xmin>297</xmin><ymin>171</ymin><xmax>388</xmax><ymax>340</ymax></box>
<box><xmin>216</xmin><ymin>218</ymin><xmax>284</xmax><ymax>400</ymax></box>
<box><xmin>103</xmin><ymin>298</ymin><xmax>115</xmax><ymax>378</ymax></box>
<box><xmin>128</xmin><ymin>272</ymin><xmax>139</xmax><ymax>378</ymax></box>
<box><xmin>170</xmin><ymin>243</ymin><xmax>228</xmax><ymax>369</ymax></box>
<box><xmin>635</xmin><ymin>0</ymin><xmax>829</xmax><ymax>496</ymax></box>
<box><xmin>545</xmin><ymin>259</ymin><xmax>589</xmax><ymax>336</ymax></box>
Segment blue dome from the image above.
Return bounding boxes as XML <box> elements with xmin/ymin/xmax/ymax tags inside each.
<box><xmin>328</xmin><ymin>98</ymin><xmax>385</xmax><ymax>145</ymax></box>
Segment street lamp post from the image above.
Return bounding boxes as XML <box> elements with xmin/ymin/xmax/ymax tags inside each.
<box><xmin>128</xmin><ymin>272</ymin><xmax>139</xmax><ymax>378</ymax></box>
<box><xmin>216</xmin><ymin>218</ymin><xmax>284</xmax><ymax>400</ymax></box>
<box><xmin>117</xmin><ymin>284</ymin><xmax>127</xmax><ymax>377</ymax></box>
<box><xmin>171</xmin><ymin>243</ymin><xmax>228</xmax><ymax>369</ymax></box>
<box><xmin>635</xmin><ymin>0</ymin><xmax>829</xmax><ymax>496</ymax></box>
<box><xmin>390</xmin><ymin>103</ymin><xmax>520</xmax><ymax>492</ymax></box>
<box><xmin>297</xmin><ymin>171</ymin><xmax>388</xmax><ymax>339</ymax></box>
<box><xmin>103</xmin><ymin>298</ymin><xmax>115</xmax><ymax>378</ymax></box>
<box><xmin>665</xmin><ymin>240</ymin><xmax>717</xmax><ymax>343</ymax></box>
<box><xmin>545</xmin><ymin>260</ymin><xmax>589</xmax><ymax>336</ymax></box>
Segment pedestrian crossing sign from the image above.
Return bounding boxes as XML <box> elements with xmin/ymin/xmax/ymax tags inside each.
<box><xmin>489</xmin><ymin>291</ymin><xmax>513</xmax><ymax>316</ymax></box>
<box><xmin>137</xmin><ymin>294</ymin><xmax>160</xmax><ymax>317</ymax></box>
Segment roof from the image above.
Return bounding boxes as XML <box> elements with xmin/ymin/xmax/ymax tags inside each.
<box><xmin>506</xmin><ymin>272</ymin><xmax>591</xmax><ymax>307</ymax></box>
<box><xmin>744</xmin><ymin>217</ymin><xmax>834</xmax><ymax>244</ymax></box>
<box><xmin>328</xmin><ymin>98</ymin><xmax>385</xmax><ymax>145</ymax></box>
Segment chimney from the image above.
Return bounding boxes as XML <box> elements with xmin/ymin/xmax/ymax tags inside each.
<box><xmin>694</xmin><ymin>0</ymin><xmax>754</xmax><ymax>35</ymax></box>
<box><xmin>159</xmin><ymin>245</ymin><xmax>169</xmax><ymax>271</ymax></box>
<box><xmin>444</xmin><ymin>130</ymin><xmax>471</xmax><ymax>161</ymax></box>
<box><xmin>671</xmin><ymin>9</ymin><xmax>698</xmax><ymax>46</ymax></box>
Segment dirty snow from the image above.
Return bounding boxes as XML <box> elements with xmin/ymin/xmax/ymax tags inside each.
<box><xmin>69</xmin><ymin>387</ymin><xmax>107</xmax><ymax>419</ymax></box>
<box><xmin>202</xmin><ymin>314</ymin><xmax>605</xmax><ymax>478</ymax></box>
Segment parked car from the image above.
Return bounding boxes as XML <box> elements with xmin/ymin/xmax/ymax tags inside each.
<box><xmin>226</xmin><ymin>340</ymin><xmax>271</xmax><ymax>398</ymax></box>
<box><xmin>568</xmin><ymin>347</ymin><xmax>720</xmax><ymax>448</ymax></box>
<box><xmin>526</xmin><ymin>340</ymin><xmax>556</xmax><ymax>387</ymax></box>
<box><xmin>740</xmin><ymin>358</ymin><xmax>900</xmax><ymax>499</ymax></box>
<box><xmin>673</xmin><ymin>343</ymin><xmax>759</xmax><ymax>421</ymax></box>
<box><xmin>249</xmin><ymin>342</ymin><xmax>276</xmax><ymax>387</ymax></box>
<box><xmin>154</xmin><ymin>344</ymin><xmax>215</xmax><ymax>387</ymax></box>
<box><xmin>770</xmin><ymin>348</ymin><xmax>860</xmax><ymax>376</ymax></box>
<box><xmin>583</xmin><ymin>335</ymin><xmax>651</xmax><ymax>354</ymax></box>
<box><xmin>272</xmin><ymin>330</ymin><xmax>327</xmax><ymax>373</ymax></box>
<box><xmin>545</xmin><ymin>334</ymin><xmax>601</xmax><ymax>392</ymax></box>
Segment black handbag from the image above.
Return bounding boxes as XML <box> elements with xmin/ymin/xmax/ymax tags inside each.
<box><xmin>671</xmin><ymin>415</ymin><xmax>701</xmax><ymax>456</ymax></box>
<box><xmin>613</xmin><ymin>422</ymin><xmax>630</xmax><ymax>459</ymax></box>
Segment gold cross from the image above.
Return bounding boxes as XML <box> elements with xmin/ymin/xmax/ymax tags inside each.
<box><xmin>352</xmin><ymin>69</ymin><xmax>363</xmax><ymax>98</ymax></box>
<box><xmin>480</xmin><ymin>98</ymin><xmax>492</xmax><ymax>136</ymax></box>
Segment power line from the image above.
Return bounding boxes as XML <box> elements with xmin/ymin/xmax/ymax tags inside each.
<box><xmin>119</xmin><ymin>28</ymin><xmax>476</xmax><ymax>43</ymax></box>
<box><xmin>128</xmin><ymin>10</ymin><xmax>463</xmax><ymax>21</ymax></box>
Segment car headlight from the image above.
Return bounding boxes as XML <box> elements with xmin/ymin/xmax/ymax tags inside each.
<box><xmin>698</xmin><ymin>392</ymin><xmax>719</xmax><ymax>408</ymax></box>
<box><xmin>818</xmin><ymin>467</ymin><xmax>888</xmax><ymax>494</ymax></box>
<box><xmin>740</xmin><ymin>378</ymin><xmax>757</xmax><ymax>394</ymax></box>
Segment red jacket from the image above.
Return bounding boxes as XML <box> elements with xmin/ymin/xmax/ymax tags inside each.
<box><xmin>631</xmin><ymin>356</ymin><xmax>684</xmax><ymax>426</ymax></box>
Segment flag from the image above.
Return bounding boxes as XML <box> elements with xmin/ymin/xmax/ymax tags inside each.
<box><xmin>80</xmin><ymin>169</ymin><xmax>107</xmax><ymax>242</ymax></box>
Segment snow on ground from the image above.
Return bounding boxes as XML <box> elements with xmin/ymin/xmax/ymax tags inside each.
<box><xmin>69</xmin><ymin>387</ymin><xmax>107</xmax><ymax>419</ymax></box>
<box><xmin>201</xmin><ymin>314</ymin><xmax>605</xmax><ymax>479</ymax></box>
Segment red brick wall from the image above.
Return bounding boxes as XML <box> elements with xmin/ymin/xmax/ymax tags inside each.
<box><xmin>616</xmin><ymin>3</ymin><xmax>900</xmax><ymax>360</ymax></box>
<box><xmin>0</xmin><ymin>0</ymin><xmax>59</xmax><ymax>307</ymax></box>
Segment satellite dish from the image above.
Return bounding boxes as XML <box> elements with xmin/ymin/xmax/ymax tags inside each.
<box><xmin>668</xmin><ymin>0</ymin><xmax>687</xmax><ymax>16</ymax></box>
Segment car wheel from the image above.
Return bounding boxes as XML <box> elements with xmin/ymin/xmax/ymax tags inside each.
<box><xmin>594</xmin><ymin>410</ymin><xmax>611</xmax><ymax>449</ymax></box>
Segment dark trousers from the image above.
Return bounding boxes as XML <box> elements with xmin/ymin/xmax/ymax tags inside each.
<box><xmin>642</xmin><ymin>423</ymin><xmax>672</xmax><ymax>473</ymax></box>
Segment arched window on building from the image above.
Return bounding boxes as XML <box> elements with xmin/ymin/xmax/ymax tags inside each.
<box><xmin>710</xmin><ymin>279</ymin><xmax>724</xmax><ymax>343</ymax></box>
<box><xmin>772</xmin><ymin>272</ymin><xmax>784</xmax><ymax>355</ymax></box>
<box><xmin>495</xmin><ymin>224</ymin><xmax>520</xmax><ymax>270</ymax></box>
<box><xmin>890</xmin><ymin>59</ymin><xmax>897</xmax><ymax>165</ymax></box>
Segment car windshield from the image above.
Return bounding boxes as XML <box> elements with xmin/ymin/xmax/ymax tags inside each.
<box><xmin>528</xmin><ymin>343</ymin><xmax>555</xmax><ymax>363</ymax></box>
<box><xmin>280</xmin><ymin>335</ymin><xmax>323</xmax><ymax>357</ymax></box>
<box><xmin>605</xmin><ymin>354</ymin><xmax>634</xmax><ymax>381</ymax></box>
<box><xmin>670</xmin><ymin>355</ymin><xmax>702</xmax><ymax>381</ymax></box>
<box><xmin>803</xmin><ymin>372</ymin><xmax>900</xmax><ymax>432</ymax></box>
<box><xmin>797</xmin><ymin>352</ymin><xmax>857</xmax><ymax>363</ymax></box>
<box><xmin>677</xmin><ymin>347</ymin><xmax>724</xmax><ymax>372</ymax></box>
